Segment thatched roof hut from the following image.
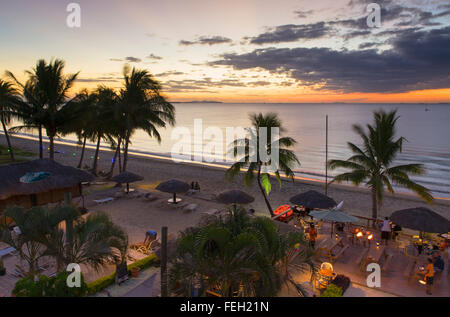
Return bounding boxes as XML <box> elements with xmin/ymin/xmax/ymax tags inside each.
<box><xmin>0</xmin><ymin>159</ymin><xmax>94</xmax><ymax>212</ymax></box>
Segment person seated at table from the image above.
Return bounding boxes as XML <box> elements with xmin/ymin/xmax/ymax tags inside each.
<box><xmin>431</xmin><ymin>252</ymin><xmax>444</xmax><ymax>273</ymax></box>
<box><xmin>391</xmin><ymin>223</ymin><xmax>402</xmax><ymax>240</ymax></box>
<box><xmin>335</xmin><ymin>222</ymin><xmax>345</xmax><ymax>232</ymax></box>
<box><xmin>439</xmin><ymin>240</ymin><xmax>448</xmax><ymax>252</ymax></box>
<box><xmin>308</xmin><ymin>224</ymin><xmax>318</xmax><ymax>249</ymax></box>
<box><xmin>424</xmin><ymin>258</ymin><xmax>434</xmax><ymax>295</ymax></box>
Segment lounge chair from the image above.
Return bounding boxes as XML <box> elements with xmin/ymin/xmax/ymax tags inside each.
<box><xmin>94</xmin><ymin>197</ymin><xmax>114</xmax><ymax>204</ymax></box>
<box><xmin>0</xmin><ymin>247</ymin><xmax>17</xmax><ymax>258</ymax></box>
<box><xmin>144</xmin><ymin>193</ymin><xmax>158</xmax><ymax>202</ymax></box>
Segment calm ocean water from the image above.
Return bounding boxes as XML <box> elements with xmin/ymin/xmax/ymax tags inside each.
<box><xmin>12</xmin><ymin>103</ymin><xmax>450</xmax><ymax>198</ymax></box>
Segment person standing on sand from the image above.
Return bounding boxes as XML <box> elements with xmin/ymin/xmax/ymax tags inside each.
<box><xmin>381</xmin><ymin>217</ymin><xmax>391</xmax><ymax>245</ymax></box>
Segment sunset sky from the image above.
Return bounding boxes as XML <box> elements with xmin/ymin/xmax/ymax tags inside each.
<box><xmin>0</xmin><ymin>0</ymin><xmax>449</xmax><ymax>103</ymax></box>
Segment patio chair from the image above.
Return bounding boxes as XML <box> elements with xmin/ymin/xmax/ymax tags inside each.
<box><xmin>316</xmin><ymin>262</ymin><xmax>335</xmax><ymax>290</ymax></box>
<box><xmin>315</xmin><ymin>221</ymin><xmax>323</xmax><ymax>233</ymax></box>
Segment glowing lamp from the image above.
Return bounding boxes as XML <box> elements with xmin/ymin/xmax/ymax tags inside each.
<box><xmin>356</xmin><ymin>232</ymin><xmax>363</xmax><ymax>238</ymax></box>
<box><xmin>419</xmin><ymin>280</ymin><xmax>426</xmax><ymax>285</ymax></box>
<box><xmin>367</xmin><ymin>234</ymin><xmax>374</xmax><ymax>241</ymax></box>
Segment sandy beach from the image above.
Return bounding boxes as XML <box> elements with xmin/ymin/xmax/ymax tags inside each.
<box><xmin>2</xmin><ymin>134</ymin><xmax>449</xmax><ymax>224</ymax></box>
<box><xmin>1</xmin><ymin>134</ymin><xmax>450</xmax><ymax>295</ymax></box>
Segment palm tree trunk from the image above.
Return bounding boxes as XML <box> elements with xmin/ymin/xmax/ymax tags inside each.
<box><xmin>49</xmin><ymin>135</ymin><xmax>55</xmax><ymax>160</ymax></box>
<box><xmin>371</xmin><ymin>187</ymin><xmax>378</xmax><ymax>227</ymax></box>
<box><xmin>122</xmin><ymin>131</ymin><xmax>131</xmax><ymax>172</ymax></box>
<box><xmin>65</xmin><ymin>192</ymin><xmax>74</xmax><ymax>264</ymax></box>
<box><xmin>118</xmin><ymin>143</ymin><xmax>122</xmax><ymax>174</ymax></box>
<box><xmin>38</xmin><ymin>125</ymin><xmax>43</xmax><ymax>159</ymax></box>
<box><xmin>257</xmin><ymin>167</ymin><xmax>274</xmax><ymax>217</ymax></box>
<box><xmin>77</xmin><ymin>135</ymin><xmax>87</xmax><ymax>169</ymax></box>
<box><xmin>1</xmin><ymin>116</ymin><xmax>14</xmax><ymax>161</ymax></box>
<box><xmin>92</xmin><ymin>135</ymin><xmax>101</xmax><ymax>176</ymax></box>
<box><xmin>107</xmin><ymin>138</ymin><xmax>121</xmax><ymax>178</ymax></box>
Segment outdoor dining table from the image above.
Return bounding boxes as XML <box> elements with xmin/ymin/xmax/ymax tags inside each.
<box><xmin>358</xmin><ymin>244</ymin><xmax>386</xmax><ymax>272</ymax></box>
<box><xmin>365</xmin><ymin>244</ymin><xmax>386</xmax><ymax>264</ymax></box>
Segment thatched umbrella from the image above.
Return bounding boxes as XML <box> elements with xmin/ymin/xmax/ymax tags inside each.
<box><xmin>111</xmin><ymin>171</ymin><xmax>144</xmax><ymax>194</ymax></box>
<box><xmin>216</xmin><ymin>189</ymin><xmax>255</xmax><ymax>214</ymax></box>
<box><xmin>217</xmin><ymin>189</ymin><xmax>255</xmax><ymax>205</ymax></box>
<box><xmin>390</xmin><ymin>207</ymin><xmax>450</xmax><ymax>234</ymax></box>
<box><xmin>289</xmin><ymin>190</ymin><xmax>336</xmax><ymax>210</ymax></box>
<box><xmin>156</xmin><ymin>179</ymin><xmax>190</xmax><ymax>204</ymax></box>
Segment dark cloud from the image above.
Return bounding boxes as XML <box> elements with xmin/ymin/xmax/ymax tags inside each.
<box><xmin>163</xmin><ymin>78</ymin><xmax>274</xmax><ymax>92</ymax></box>
<box><xmin>248</xmin><ymin>22</ymin><xmax>331</xmax><ymax>45</ymax></box>
<box><xmin>179</xmin><ymin>36</ymin><xmax>232</xmax><ymax>46</ymax></box>
<box><xmin>110</xmin><ymin>57</ymin><xmax>142</xmax><ymax>63</ymax></box>
<box><xmin>156</xmin><ymin>71</ymin><xmax>185</xmax><ymax>77</ymax></box>
<box><xmin>125</xmin><ymin>56</ymin><xmax>142</xmax><ymax>63</ymax></box>
<box><xmin>75</xmin><ymin>76</ymin><xmax>120</xmax><ymax>83</ymax></box>
<box><xmin>294</xmin><ymin>9</ymin><xmax>314</xmax><ymax>18</ymax></box>
<box><xmin>147</xmin><ymin>54</ymin><xmax>163</xmax><ymax>60</ymax></box>
<box><xmin>211</xmin><ymin>27</ymin><xmax>450</xmax><ymax>93</ymax></box>
<box><xmin>358</xmin><ymin>42</ymin><xmax>379</xmax><ymax>49</ymax></box>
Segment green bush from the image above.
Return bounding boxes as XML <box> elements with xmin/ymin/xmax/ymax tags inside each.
<box><xmin>13</xmin><ymin>272</ymin><xmax>88</xmax><ymax>297</ymax></box>
<box><xmin>320</xmin><ymin>284</ymin><xmax>343</xmax><ymax>297</ymax></box>
<box><xmin>127</xmin><ymin>254</ymin><xmax>158</xmax><ymax>273</ymax></box>
<box><xmin>86</xmin><ymin>254</ymin><xmax>158</xmax><ymax>295</ymax></box>
<box><xmin>86</xmin><ymin>272</ymin><xmax>116</xmax><ymax>295</ymax></box>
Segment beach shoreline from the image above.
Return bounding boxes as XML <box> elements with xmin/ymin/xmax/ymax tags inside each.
<box><xmin>1</xmin><ymin>134</ymin><xmax>449</xmax><ymax>220</ymax></box>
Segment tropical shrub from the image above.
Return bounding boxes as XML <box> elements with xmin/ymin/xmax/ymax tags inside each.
<box><xmin>169</xmin><ymin>206</ymin><xmax>314</xmax><ymax>297</ymax></box>
<box><xmin>331</xmin><ymin>274</ymin><xmax>351</xmax><ymax>293</ymax></box>
<box><xmin>86</xmin><ymin>254</ymin><xmax>158</xmax><ymax>295</ymax></box>
<box><xmin>321</xmin><ymin>284</ymin><xmax>343</xmax><ymax>297</ymax></box>
<box><xmin>13</xmin><ymin>272</ymin><xmax>88</xmax><ymax>297</ymax></box>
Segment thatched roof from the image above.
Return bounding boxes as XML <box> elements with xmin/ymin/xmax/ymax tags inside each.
<box><xmin>217</xmin><ymin>189</ymin><xmax>255</xmax><ymax>205</ymax></box>
<box><xmin>390</xmin><ymin>207</ymin><xmax>450</xmax><ymax>234</ymax></box>
<box><xmin>0</xmin><ymin>159</ymin><xmax>94</xmax><ymax>200</ymax></box>
<box><xmin>111</xmin><ymin>171</ymin><xmax>143</xmax><ymax>184</ymax></box>
<box><xmin>289</xmin><ymin>190</ymin><xmax>336</xmax><ymax>209</ymax></box>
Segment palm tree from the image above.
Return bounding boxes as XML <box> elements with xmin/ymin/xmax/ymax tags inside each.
<box><xmin>119</xmin><ymin>65</ymin><xmax>175</xmax><ymax>171</ymax></box>
<box><xmin>58</xmin><ymin>89</ymin><xmax>95</xmax><ymax>168</ymax></box>
<box><xmin>0</xmin><ymin>79</ymin><xmax>22</xmax><ymax>161</ymax></box>
<box><xmin>86</xmin><ymin>86</ymin><xmax>118</xmax><ymax>175</ymax></box>
<box><xmin>169</xmin><ymin>206</ymin><xmax>310</xmax><ymax>297</ymax></box>
<box><xmin>0</xmin><ymin>206</ymin><xmax>48</xmax><ymax>277</ymax></box>
<box><xmin>328</xmin><ymin>110</ymin><xmax>433</xmax><ymax>223</ymax></box>
<box><xmin>1</xmin><ymin>204</ymin><xmax>128</xmax><ymax>273</ymax></box>
<box><xmin>7</xmin><ymin>59</ymin><xmax>79</xmax><ymax>160</ymax></box>
<box><xmin>226</xmin><ymin>113</ymin><xmax>300</xmax><ymax>217</ymax></box>
<box><xmin>37</xmin><ymin>206</ymin><xmax>128</xmax><ymax>271</ymax></box>
<box><xmin>7</xmin><ymin>61</ymin><xmax>50</xmax><ymax>159</ymax></box>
